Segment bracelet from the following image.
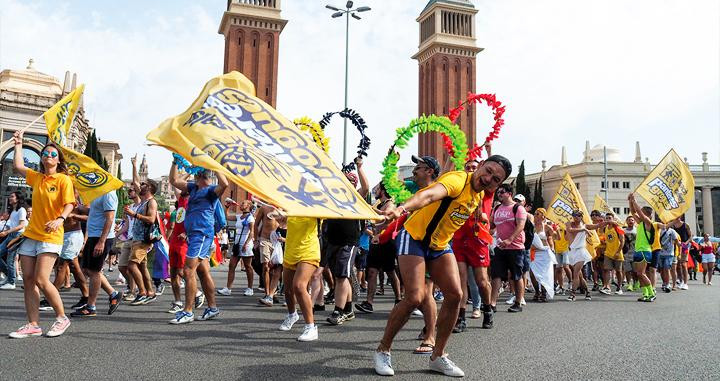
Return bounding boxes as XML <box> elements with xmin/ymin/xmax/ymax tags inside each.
<box><xmin>57</xmin><ymin>216</ymin><xmax>66</xmax><ymax>220</ymax></box>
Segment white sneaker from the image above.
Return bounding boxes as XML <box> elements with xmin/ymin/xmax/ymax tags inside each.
<box><xmin>505</xmin><ymin>295</ymin><xmax>516</xmax><ymax>305</ymax></box>
<box><xmin>279</xmin><ymin>312</ymin><xmax>299</xmax><ymax>331</ymax></box>
<box><xmin>0</xmin><ymin>282</ymin><xmax>16</xmax><ymax>290</ymax></box>
<box><xmin>680</xmin><ymin>283</ymin><xmax>689</xmax><ymax>290</ymax></box>
<box><xmin>297</xmin><ymin>324</ymin><xmax>318</xmax><ymax>342</ymax></box>
<box><xmin>411</xmin><ymin>309</ymin><xmax>423</xmax><ymax>317</ymax></box>
<box><xmin>243</xmin><ymin>288</ymin><xmax>254</xmax><ymax>296</ymax></box>
<box><xmin>429</xmin><ymin>355</ymin><xmax>465</xmax><ymax>377</ymax></box>
<box><xmin>519</xmin><ymin>297</ymin><xmax>526</xmax><ymax>306</ymax></box>
<box><xmin>374</xmin><ymin>351</ymin><xmax>394</xmax><ymax>376</ymax></box>
<box><xmin>217</xmin><ymin>287</ymin><xmax>231</xmax><ymax>296</ymax></box>
<box><xmin>614</xmin><ymin>289</ymin><xmax>624</xmax><ymax>295</ymax></box>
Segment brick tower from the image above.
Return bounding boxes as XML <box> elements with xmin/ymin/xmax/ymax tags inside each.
<box><xmin>218</xmin><ymin>0</ymin><xmax>287</xmax><ymax>203</ymax></box>
<box><xmin>412</xmin><ymin>0</ymin><xmax>482</xmax><ymax>165</ymax></box>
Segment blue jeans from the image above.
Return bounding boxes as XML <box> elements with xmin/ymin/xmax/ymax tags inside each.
<box><xmin>468</xmin><ymin>267</ymin><xmax>481</xmax><ymax>309</ymax></box>
<box><xmin>0</xmin><ymin>232</ymin><xmax>20</xmax><ymax>284</ymax></box>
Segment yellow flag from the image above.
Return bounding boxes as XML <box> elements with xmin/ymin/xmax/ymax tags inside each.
<box><xmin>45</xmin><ymin>85</ymin><xmax>84</xmax><ymax>146</ymax></box>
<box><xmin>546</xmin><ymin>173</ymin><xmax>600</xmax><ymax>252</ymax></box>
<box><xmin>593</xmin><ymin>195</ymin><xmax>613</xmax><ymax>215</ymax></box>
<box><xmin>60</xmin><ymin>147</ymin><xmax>124</xmax><ymax>204</ymax></box>
<box><xmin>146</xmin><ymin>71</ymin><xmax>380</xmax><ymax>220</ymax></box>
<box><xmin>635</xmin><ymin>149</ymin><xmax>695</xmax><ymax>223</ymax></box>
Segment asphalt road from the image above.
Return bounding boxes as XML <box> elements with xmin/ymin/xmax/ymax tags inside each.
<box><xmin>1</xmin><ymin>266</ymin><xmax>718</xmax><ymax>380</ymax></box>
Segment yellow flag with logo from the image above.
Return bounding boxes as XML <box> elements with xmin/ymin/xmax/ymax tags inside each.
<box><xmin>593</xmin><ymin>195</ymin><xmax>613</xmax><ymax>215</ymax></box>
<box><xmin>59</xmin><ymin>147</ymin><xmax>124</xmax><ymax>204</ymax></box>
<box><xmin>146</xmin><ymin>71</ymin><xmax>380</xmax><ymax>220</ymax></box>
<box><xmin>45</xmin><ymin>85</ymin><xmax>84</xmax><ymax>147</ymax></box>
<box><xmin>546</xmin><ymin>173</ymin><xmax>600</xmax><ymax>252</ymax></box>
<box><xmin>635</xmin><ymin>149</ymin><xmax>695</xmax><ymax>223</ymax></box>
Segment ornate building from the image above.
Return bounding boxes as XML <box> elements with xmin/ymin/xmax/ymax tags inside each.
<box><xmin>97</xmin><ymin>139</ymin><xmax>122</xmax><ymax>178</ymax></box>
<box><xmin>525</xmin><ymin>141</ymin><xmax>720</xmax><ymax>237</ymax></box>
<box><xmin>413</xmin><ymin>0</ymin><xmax>482</xmax><ymax>163</ymax></box>
<box><xmin>0</xmin><ymin>59</ymin><xmax>91</xmax><ymax>208</ymax></box>
<box><xmin>218</xmin><ymin>0</ymin><xmax>287</xmax><ymax>210</ymax></box>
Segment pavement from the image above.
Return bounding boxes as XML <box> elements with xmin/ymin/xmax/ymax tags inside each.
<box><xmin>1</xmin><ymin>266</ymin><xmax>719</xmax><ymax>380</ymax></box>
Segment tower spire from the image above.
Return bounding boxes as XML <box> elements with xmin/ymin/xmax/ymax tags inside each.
<box><xmin>561</xmin><ymin>146</ymin><xmax>567</xmax><ymax>166</ymax></box>
<box><xmin>634</xmin><ymin>141</ymin><xmax>642</xmax><ymax>163</ymax></box>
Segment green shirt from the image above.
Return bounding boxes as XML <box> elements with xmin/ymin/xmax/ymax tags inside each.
<box><xmin>635</xmin><ymin>222</ymin><xmax>652</xmax><ymax>252</ymax></box>
<box><xmin>404</xmin><ymin>180</ymin><xmax>419</xmax><ymax>194</ymax></box>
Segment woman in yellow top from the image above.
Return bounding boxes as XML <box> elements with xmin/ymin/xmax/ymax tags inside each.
<box><xmin>8</xmin><ymin>131</ymin><xmax>75</xmax><ymax>339</ymax></box>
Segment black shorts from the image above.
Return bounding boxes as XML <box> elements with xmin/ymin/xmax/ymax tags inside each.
<box><xmin>490</xmin><ymin>247</ymin><xmax>524</xmax><ymax>281</ymax></box>
<box><xmin>325</xmin><ymin>243</ymin><xmax>356</xmax><ymax>278</ymax></box>
<box><xmin>650</xmin><ymin>250</ymin><xmax>661</xmax><ymax>268</ymax></box>
<box><xmin>522</xmin><ymin>249</ymin><xmax>530</xmax><ymax>273</ymax></box>
<box><xmin>367</xmin><ymin>242</ymin><xmax>396</xmax><ymax>273</ymax></box>
<box><xmin>355</xmin><ymin>247</ymin><xmax>368</xmax><ymax>270</ymax></box>
<box><xmin>81</xmin><ymin>237</ymin><xmax>115</xmax><ymax>272</ymax></box>
<box><xmin>221</xmin><ymin>244</ymin><xmax>228</xmax><ymax>251</ymax></box>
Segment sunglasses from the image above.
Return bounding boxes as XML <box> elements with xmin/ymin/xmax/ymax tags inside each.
<box><xmin>140</xmin><ymin>182</ymin><xmax>147</xmax><ymax>187</ymax></box>
<box><xmin>496</xmin><ymin>189</ymin><xmax>507</xmax><ymax>194</ymax></box>
<box><xmin>41</xmin><ymin>151</ymin><xmax>58</xmax><ymax>158</ymax></box>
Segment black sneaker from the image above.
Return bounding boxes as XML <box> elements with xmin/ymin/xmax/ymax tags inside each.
<box><xmin>507</xmin><ymin>303</ymin><xmax>523</xmax><ymax>313</ymax></box>
<box><xmin>143</xmin><ymin>295</ymin><xmax>157</xmax><ymax>304</ymax></box>
<box><xmin>327</xmin><ymin>310</ymin><xmax>344</xmax><ymax>325</ymax></box>
<box><xmin>273</xmin><ymin>296</ymin><xmax>280</xmax><ymax>304</ymax></box>
<box><xmin>130</xmin><ymin>295</ymin><xmax>147</xmax><ymax>306</ymax></box>
<box><xmin>71</xmin><ymin>297</ymin><xmax>88</xmax><ymax>310</ymax></box>
<box><xmin>156</xmin><ymin>283</ymin><xmax>165</xmax><ymax>296</ymax></box>
<box><xmin>481</xmin><ymin>306</ymin><xmax>494</xmax><ymax>329</ymax></box>
<box><xmin>38</xmin><ymin>299</ymin><xmax>53</xmax><ymax>311</ymax></box>
<box><xmin>355</xmin><ymin>301</ymin><xmax>373</xmax><ymax>313</ymax></box>
<box><xmin>108</xmin><ymin>292</ymin><xmax>121</xmax><ymax>315</ymax></box>
<box><xmin>195</xmin><ymin>293</ymin><xmax>205</xmax><ymax>309</ymax></box>
<box><xmin>452</xmin><ymin>319</ymin><xmax>467</xmax><ymax>333</ymax></box>
<box><xmin>343</xmin><ymin>311</ymin><xmax>355</xmax><ymax>321</ymax></box>
<box><xmin>324</xmin><ymin>290</ymin><xmax>335</xmax><ymax>304</ymax></box>
<box><xmin>70</xmin><ymin>306</ymin><xmax>97</xmax><ymax>317</ymax></box>
<box><xmin>313</xmin><ymin>304</ymin><xmax>326</xmax><ymax>312</ymax></box>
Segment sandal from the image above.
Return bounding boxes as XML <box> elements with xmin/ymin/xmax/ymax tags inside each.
<box><xmin>413</xmin><ymin>343</ymin><xmax>434</xmax><ymax>355</ymax></box>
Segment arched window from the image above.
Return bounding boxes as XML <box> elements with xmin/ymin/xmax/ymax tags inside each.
<box><xmin>0</xmin><ymin>146</ymin><xmax>41</xmax><ymax>209</ymax></box>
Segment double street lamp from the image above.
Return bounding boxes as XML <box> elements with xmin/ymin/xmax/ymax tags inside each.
<box><xmin>326</xmin><ymin>1</ymin><xmax>371</xmax><ymax>165</ymax></box>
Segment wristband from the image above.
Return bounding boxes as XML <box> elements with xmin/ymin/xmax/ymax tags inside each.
<box><xmin>57</xmin><ymin>216</ymin><xmax>66</xmax><ymax>220</ymax></box>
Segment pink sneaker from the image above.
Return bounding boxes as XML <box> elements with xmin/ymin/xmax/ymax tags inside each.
<box><xmin>9</xmin><ymin>323</ymin><xmax>42</xmax><ymax>339</ymax></box>
<box><xmin>45</xmin><ymin>317</ymin><xmax>71</xmax><ymax>337</ymax></box>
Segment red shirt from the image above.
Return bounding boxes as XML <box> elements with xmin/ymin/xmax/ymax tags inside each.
<box><xmin>169</xmin><ymin>196</ymin><xmax>188</xmax><ymax>242</ymax></box>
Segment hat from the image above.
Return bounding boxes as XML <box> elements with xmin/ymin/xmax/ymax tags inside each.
<box><xmin>571</xmin><ymin>210</ymin><xmax>583</xmax><ymax>217</ymax></box>
<box><xmin>513</xmin><ymin>194</ymin><xmax>526</xmax><ymax>202</ymax></box>
<box><xmin>411</xmin><ymin>155</ymin><xmax>441</xmax><ymax>177</ymax></box>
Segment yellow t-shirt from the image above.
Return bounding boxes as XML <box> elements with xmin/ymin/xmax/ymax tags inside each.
<box><xmin>603</xmin><ymin>225</ymin><xmax>624</xmax><ymax>261</ymax></box>
<box><xmin>24</xmin><ymin>169</ymin><xmax>75</xmax><ymax>245</ymax></box>
<box><xmin>554</xmin><ymin>227</ymin><xmax>569</xmax><ymax>253</ymax></box>
<box><xmin>404</xmin><ymin>171</ymin><xmax>482</xmax><ymax>250</ymax></box>
<box><xmin>283</xmin><ymin>217</ymin><xmax>320</xmax><ymax>269</ymax></box>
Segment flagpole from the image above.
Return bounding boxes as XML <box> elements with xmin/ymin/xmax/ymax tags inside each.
<box><xmin>19</xmin><ymin>113</ymin><xmax>45</xmax><ymax>134</ymax></box>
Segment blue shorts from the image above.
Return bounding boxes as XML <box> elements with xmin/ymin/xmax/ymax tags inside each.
<box><xmin>186</xmin><ymin>234</ymin><xmax>214</xmax><ymax>260</ymax></box>
<box><xmin>633</xmin><ymin>251</ymin><xmax>652</xmax><ymax>263</ymax></box>
<box><xmin>650</xmin><ymin>251</ymin><xmax>661</xmax><ymax>268</ymax></box>
<box><xmin>522</xmin><ymin>249</ymin><xmax>531</xmax><ymax>273</ymax></box>
<box><xmin>658</xmin><ymin>255</ymin><xmax>674</xmax><ymax>269</ymax></box>
<box><xmin>395</xmin><ymin>229</ymin><xmax>452</xmax><ymax>260</ymax></box>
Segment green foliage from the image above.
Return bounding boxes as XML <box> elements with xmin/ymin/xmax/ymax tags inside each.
<box><xmin>515</xmin><ymin>160</ymin><xmax>533</xmax><ymax>206</ymax></box>
<box><xmin>155</xmin><ymin>193</ymin><xmax>170</xmax><ymax>214</ymax></box>
<box><xmin>533</xmin><ymin>178</ymin><xmax>545</xmax><ymax>210</ymax></box>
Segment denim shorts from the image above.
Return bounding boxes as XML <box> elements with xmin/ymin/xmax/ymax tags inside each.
<box><xmin>17</xmin><ymin>237</ymin><xmax>63</xmax><ymax>257</ymax></box>
<box><xmin>658</xmin><ymin>255</ymin><xmax>673</xmax><ymax>270</ymax></box>
<box><xmin>60</xmin><ymin>230</ymin><xmax>84</xmax><ymax>260</ymax></box>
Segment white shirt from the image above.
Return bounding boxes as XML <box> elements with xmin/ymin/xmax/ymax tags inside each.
<box><xmin>234</xmin><ymin>213</ymin><xmax>255</xmax><ymax>245</ymax></box>
<box><xmin>7</xmin><ymin>207</ymin><xmax>27</xmax><ymax>233</ymax></box>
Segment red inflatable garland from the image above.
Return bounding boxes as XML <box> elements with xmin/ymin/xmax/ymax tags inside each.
<box><xmin>442</xmin><ymin>93</ymin><xmax>506</xmax><ymax>161</ymax></box>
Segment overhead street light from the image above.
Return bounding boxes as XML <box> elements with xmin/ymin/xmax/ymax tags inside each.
<box><xmin>325</xmin><ymin>2</ymin><xmax>371</xmax><ymax>165</ymax></box>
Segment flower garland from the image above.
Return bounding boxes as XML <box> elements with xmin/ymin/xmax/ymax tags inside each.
<box><xmin>442</xmin><ymin>92</ymin><xmax>506</xmax><ymax>161</ymax></box>
<box><xmin>381</xmin><ymin>115</ymin><xmax>467</xmax><ymax>203</ymax></box>
<box><xmin>172</xmin><ymin>153</ymin><xmax>206</xmax><ymax>175</ymax></box>
<box><xmin>293</xmin><ymin>116</ymin><xmax>329</xmax><ymax>153</ymax></box>
<box><xmin>319</xmin><ymin>108</ymin><xmax>370</xmax><ymax>173</ymax></box>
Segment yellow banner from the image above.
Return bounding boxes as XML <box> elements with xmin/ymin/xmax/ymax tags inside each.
<box><xmin>546</xmin><ymin>173</ymin><xmax>600</xmax><ymax>251</ymax></box>
<box><xmin>45</xmin><ymin>85</ymin><xmax>84</xmax><ymax>146</ymax></box>
<box><xmin>60</xmin><ymin>147</ymin><xmax>124</xmax><ymax>204</ymax></box>
<box><xmin>593</xmin><ymin>195</ymin><xmax>613</xmax><ymax>215</ymax></box>
<box><xmin>146</xmin><ymin>71</ymin><xmax>380</xmax><ymax>220</ymax></box>
<box><xmin>635</xmin><ymin>149</ymin><xmax>695</xmax><ymax>223</ymax></box>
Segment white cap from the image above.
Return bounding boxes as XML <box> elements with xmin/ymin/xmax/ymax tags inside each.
<box><xmin>513</xmin><ymin>194</ymin><xmax>526</xmax><ymax>202</ymax></box>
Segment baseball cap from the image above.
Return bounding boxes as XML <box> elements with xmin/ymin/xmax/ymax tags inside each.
<box><xmin>513</xmin><ymin>194</ymin><xmax>526</xmax><ymax>202</ymax></box>
<box><xmin>411</xmin><ymin>155</ymin><xmax>441</xmax><ymax>178</ymax></box>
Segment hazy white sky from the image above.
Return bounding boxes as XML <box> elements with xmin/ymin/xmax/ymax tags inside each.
<box><xmin>1</xmin><ymin>0</ymin><xmax>718</xmax><ymax>184</ymax></box>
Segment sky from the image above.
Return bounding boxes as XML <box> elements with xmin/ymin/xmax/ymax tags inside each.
<box><xmin>1</xmin><ymin>0</ymin><xmax>718</xmax><ymax>184</ymax></box>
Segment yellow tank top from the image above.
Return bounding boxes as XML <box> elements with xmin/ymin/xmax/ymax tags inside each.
<box><xmin>554</xmin><ymin>228</ymin><xmax>569</xmax><ymax>253</ymax></box>
<box><xmin>603</xmin><ymin>225</ymin><xmax>623</xmax><ymax>261</ymax></box>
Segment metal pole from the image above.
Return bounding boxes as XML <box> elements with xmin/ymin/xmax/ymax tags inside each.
<box><xmin>604</xmin><ymin>145</ymin><xmax>609</xmax><ymax>204</ymax></box>
<box><xmin>342</xmin><ymin>11</ymin><xmax>350</xmax><ymax>165</ymax></box>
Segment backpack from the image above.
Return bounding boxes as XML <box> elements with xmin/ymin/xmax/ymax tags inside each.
<box><xmin>512</xmin><ymin>204</ymin><xmax>535</xmax><ymax>251</ymax></box>
<box><xmin>142</xmin><ymin>200</ymin><xmax>162</xmax><ymax>244</ymax></box>
<box><xmin>214</xmin><ymin>200</ymin><xmax>227</xmax><ymax>234</ymax></box>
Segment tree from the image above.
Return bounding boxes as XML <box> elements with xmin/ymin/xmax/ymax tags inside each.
<box><xmin>515</xmin><ymin>160</ymin><xmax>532</xmax><ymax>206</ymax></box>
<box><xmin>155</xmin><ymin>192</ymin><xmax>170</xmax><ymax>214</ymax></box>
<box><xmin>533</xmin><ymin>178</ymin><xmax>545</xmax><ymax>209</ymax></box>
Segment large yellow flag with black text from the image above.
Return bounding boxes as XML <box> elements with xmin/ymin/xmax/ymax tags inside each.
<box><xmin>636</xmin><ymin>149</ymin><xmax>695</xmax><ymax>223</ymax></box>
<box><xmin>546</xmin><ymin>173</ymin><xmax>600</xmax><ymax>252</ymax></box>
<box><xmin>45</xmin><ymin>85</ymin><xmax>84</xmax><ymax>147</ymax></box>
<box><xmin>593</xmin><ymin>195</ymin><xmax>613</xmax><ymax>215</ymax></box>
<box><xmin>146</xmin><ymin>71</ymin><xmax>381</xmax><ymax>220</ymax></box>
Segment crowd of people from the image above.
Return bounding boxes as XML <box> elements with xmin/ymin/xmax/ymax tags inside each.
<box><xmin>1</xmin><ymin>128</ymin><xmax>719</xmax><ymax>378</ymax></box>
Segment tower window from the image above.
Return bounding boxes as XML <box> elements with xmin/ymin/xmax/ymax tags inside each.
<box><xmin>265</xmin><ymin>87</ymin><xmax>269</xmax><ymax>96</ymax></box>
<box><xmin>268</xmin><ymin>40</ymin><xmax>271</xmax><ymax>48</ymax></box>
<box><xmin>253</xmin><ymin>39</ymin><xmax>256</xmax><ymax>47</ymax></box>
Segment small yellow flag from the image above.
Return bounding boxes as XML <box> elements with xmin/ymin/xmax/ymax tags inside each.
<box><xmin>545</xmin><ymin>173</ymin><xmax>600</xmax><ymax>252</ymax></box>
<box><xmin>58</xmin><ymin>146</ymin><xmax>124</xmax><ymax>204</ymax></box>
<box><xmin>593</xmin><ymin>195</ymin><xmax>614</xmax><ymax>215</ymax></box>
<box><xmin>146</xmin><ymin>71</ymin><xmax>381</xmax><ymax>220</ymax></box>
<box><xmin>45</xmin><ymin>85</ymin><xmax>84</xmax><ymax>146</ymax></box>
<box><xmin>635</xmin><ymin>149</ymin><xmax>695</xmax><ymax>223</ymax></box>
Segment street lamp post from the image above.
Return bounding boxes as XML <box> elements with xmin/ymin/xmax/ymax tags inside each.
<box><xmin>326</xmin><ymin>2</ymin><xmax>371</xmax><ymax>165</ymax></box>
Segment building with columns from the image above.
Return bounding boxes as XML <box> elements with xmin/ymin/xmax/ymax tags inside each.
<box><xmin>217</xmin><ymin>0</ymin><xmax>287</xmax><ymax>218</ymax></box>
<box><xmin>525</xmin><ymin>141</ymin><xmax>720</xmax><ymax>237</ymax></box>
<box><xmin>0</xmin><ymin>59</ymin><xmax>91</xmax><ymax>209</ymax></box>
<box><xmin>97</xmin><ymin>139</ymin><xmax>122</xmax><ymax>178</ymax></box>
<box><xmin>413</xmin><ymin>0</ymin><xmax>482</xmax><ymax>163</ymax></box>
